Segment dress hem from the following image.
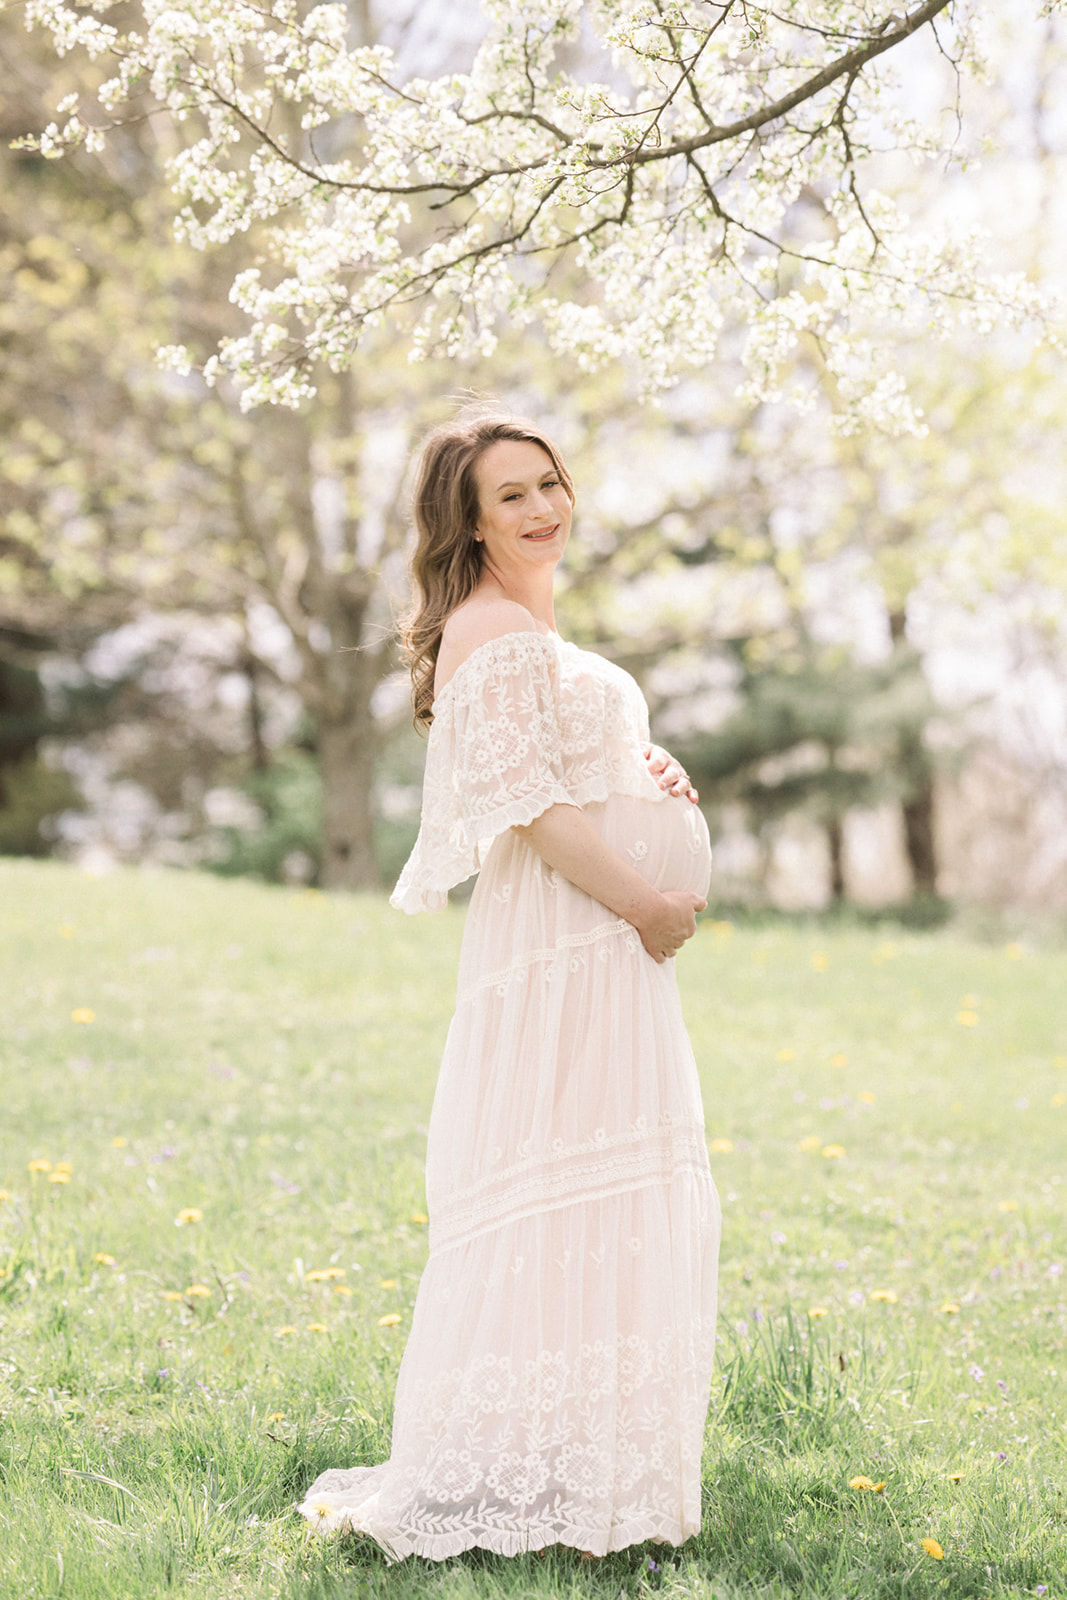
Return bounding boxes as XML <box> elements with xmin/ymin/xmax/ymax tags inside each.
<box><xmin>298</xmin><ymin>1499</ymin><xmax>701</xmax><ymax>1563</ymax></box>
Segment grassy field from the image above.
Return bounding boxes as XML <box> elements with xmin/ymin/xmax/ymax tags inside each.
<box><xmin>1</xmin><ymin>856</ymin><xmax>1065</xmax><ymax>1600</ymax></box>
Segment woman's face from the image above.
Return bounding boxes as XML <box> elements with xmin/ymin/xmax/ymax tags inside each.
<box><xmin>472</xmin><ymin>439</ymin><xmax>572</xmax><ymax>580</ymax></box>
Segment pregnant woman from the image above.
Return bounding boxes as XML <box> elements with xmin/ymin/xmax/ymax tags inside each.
<box><xmin>299</xmin><ymin>413</ymin><xmax>721</xmax><ymax>1560</ymax></box>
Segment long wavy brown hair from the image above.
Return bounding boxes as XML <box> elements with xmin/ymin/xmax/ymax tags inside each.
<box><xmin>400</xmin><ymin>413</ymin><xmax>575</xmax><ymax>730</ymax></box>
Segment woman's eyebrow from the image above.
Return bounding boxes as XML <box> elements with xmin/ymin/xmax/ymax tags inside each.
<box><xmin>495</xmin><ymin>475</ymin><xmax>553</xmax><ymax>491</ymax></box>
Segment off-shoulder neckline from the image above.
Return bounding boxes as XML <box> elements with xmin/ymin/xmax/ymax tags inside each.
<box><xmin>432</xmin><ymin>628</ymin><xmax>565</xmax><ymax>710</ymax></box>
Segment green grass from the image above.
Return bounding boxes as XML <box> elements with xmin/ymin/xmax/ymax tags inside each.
<box><xmin>1</xmin><ymin>857</ymin><xmax>1065</xmax><ymax>1599</ymax></box>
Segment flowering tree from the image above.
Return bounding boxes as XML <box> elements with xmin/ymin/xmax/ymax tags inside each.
<box><xmin>23</xmin><ymin>0</ymin><xmax>1059</xmax><ymax>429</ymax></box>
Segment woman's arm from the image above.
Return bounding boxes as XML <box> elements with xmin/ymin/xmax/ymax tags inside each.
<box><xmin>515</xmin><ymin>804</ymin><xmax>705</xmax><ymax>964</ymax></box>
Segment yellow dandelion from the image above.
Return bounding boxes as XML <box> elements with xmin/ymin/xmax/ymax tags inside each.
<box><xmin>822</xmin><ymin>1144</ymin><xmax>846</xmax><ymax>1159</ymax></box>
<box><xmin>71</xmin><ymin>1007</ymin><xmax>96</xmax><ymax>1024</ymax></box>
<box><xmin>185</xmin><ymin>1284</ymin><xmax>211</xmax><ymax>1298</ymax></box>
<box><xmin>275</xmin><ymin>1325</ymin><xmax>298</xmax><ymax>1336</ymax></box>
<box><xmin>998</xmin><ymin>1200</ymin><xmax>1018</xmax><ymax>1213</ymax></box>
<box><xmin>811</xmin><ymin>952</ymin><xmax>828</xmax><ymax>972</ymax></box>
<box><xmin>410</xmin><ymin>1212</ymin><xmax>429</xmax><ymax>1225</ymax></box>
<box><xmin>48</xmin><ymin>1172</ymin><xmax>71</xmax><ymax>1185</ymax></box>
<box><xmin>307</xmin><ymin>1500</ymin><xmax>333</xmax><ymax>1521</ymax></box>
<box><xmin>858</xmin><ymin>1091</ymin><xmax>876</xmax><ymax>1104</ymax></box>
<box><xmin>940</xmin><ymin>1301</ymin><xmax>960</xmax><ymax>1315</ymax></box>
<box><xmin>1004</xmin><ymin>943</ymin><xmax>1023</xmax><ymax>960</ymax></box>
<box><xmin>848</xmin><ymin>1476</ymin><xmax>876</xmax><ymax>1491</ymax></box>
<box><xmin>175</xmin><ymin>1207</ymin><xmax>203</xmax><ymax>1225</ymax></box>
<box><xmin>28</xmin><ymin>1158</ymin><xmax>51</xmax><ymax>1173</ymax></box>
<box><xmin>94</xmin><ymin>1253</ymin><xmax>116</xmax><ymax>1267</ymax></box>
<box><xmin>1052</xmin><ymin>1093</ymin><xmax>1066</xmax><ymax>1108</ymax></box>
<box><xmin>305</xmin><ymin>1266</ymin><xmax>345</xmax><ymax>1281</ymax></box>
<box><xmin>830</xmin><ymin>1053</ymin><xmax>848</xmax><ymax>1068</ymax></box>
<box><xmin>870</xmin><ymin>1289</ymin><xmax>898</xmax><ymax>1304</ymax></box>
<box><xmin>710</xmin><ymin>1137</ymin><xmax>734</xmax><ymax>1154</ymax></box>
<box><xmin>379</xmin><ymin>1278</ymin><xmax>398</xmax><ymax>1289</ymax></box>
<box><xmin>776</xmin><ymin>1048</ymin><xmax>795</xmax><ymax>1062</ymax></box>
<box><xmin>54</xmin><ymin>1161</ymin><xmax>73</xmax><ymax>1174</ymax></box>
<box><xmin>266</xmin><ymin>1411</ymin><xmax>286</xmax><ymax>1421</ymax></box>
<box><xmin>111</xmin><ymin>1137</ymin><xmax>128</xmax><ymax>1148</ymax></box>
<box><xmin>956</xmin><ymin>1010</ymin><xmax>978</xmax><ymax>1027</ymax></box>
<box><xmin>161</xmin><ymin>1290</ymin><xmax>184</xmax><ymax>1301</ymax></box>
<box><xmin>921</xmin><ymin>1538</ymin><xmax>943</xmax><ymax>1560</ymax></box>
<box><xmin>872</xmin><ymin>942</ymin><xmax>898</xmax><ymax>963</ymax></box>
<box><xmin>710</xmin><ymin>920</ymin><xmax>734</xmax><ymax>937</ymax></box>
<box><xmin>332</xmin><ymin>1284</ymin><xmax>353</xmax><ymax>1296</ymax></box>
<box><xmin>798</xmin><ymin>1135</ymin><xmax>821</xmax><ymax>1153</ymax></box>
<box><xmin>378</xmin><ymin>1313</ymin><xmax>402</xmax><ymax>1327</ymax></box>
<box><xmin>808</xmin><ymin>1307</ymin><xmax>829</xmax><ymax>1319</ymax></box>
<box><xmin>59</xmin><ymin>924</ymin><xmax>75</xmax><ymax>938</ymax></box>
<box><xmin>306</xmin><ymin>1322</ymin><xmax>328</xmax><ymax>1333</ymax></box>
<box><xmin>0</xmin><ymin>1190</ymin><xmax>9</xmax><ymax>1203</ymax></box>
<box><xmin>872</xmin><ymin>1482</ymin><xmax>886</xmax><ymax>1492</ymax></box>
<box><xmin>946</xmin><ymin>1471</ymin><xmax>964</xmax><ymax>1482</ymax></box>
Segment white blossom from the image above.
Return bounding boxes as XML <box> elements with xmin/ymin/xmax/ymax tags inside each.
<box><xmin>20</xmin><ymin>0</ymin><xmax>1062</xmax><ymax>427</ymax></box>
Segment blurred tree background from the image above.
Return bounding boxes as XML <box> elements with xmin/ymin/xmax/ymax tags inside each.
<box><xmin>2</xmin><ymin>0</ymin><xmax>1066</xmax><ymax>917</ymax></box>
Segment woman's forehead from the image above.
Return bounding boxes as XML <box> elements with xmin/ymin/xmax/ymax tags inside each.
<box><xmin>475</xmin><ymin>438</ymin><xmax>556</xmax><ymax>491</ymax></box>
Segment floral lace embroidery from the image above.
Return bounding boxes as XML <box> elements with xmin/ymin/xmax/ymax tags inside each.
<box><xmin>391</xmin><ymin>633</ymin><xmax>664</xmax><ymax>915</ymax></box>
<box><xmin>298</xmin><ymin>1321</ymin><xmax>716</xmax><ymax>1560</ymax></box>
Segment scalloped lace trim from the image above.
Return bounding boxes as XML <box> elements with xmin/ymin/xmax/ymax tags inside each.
<box><xmin>391</xmin><ymin>633</ymin><xmax>660</xmax><ymax>915</ymax></box>
<box><xmin>300</xmin><ymin>1489</ymin><xmax>698</xmax><ymax>1563</ymax></box>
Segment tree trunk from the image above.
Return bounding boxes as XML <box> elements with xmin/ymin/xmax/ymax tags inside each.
<box><xmin>318</xmin><ymin>713</ymin><xmax>381</xmax><ymax>891</ymax></box>
<box><xmin>242</xmin><ymin>651</ymin><xmax>269</xmax><ymax>773</ymax></box>
<box><xmin>901</xmin><ymin>772</ymin><xmax>938</xmax><ymax>895</ymax></box>
<box><xmin>827</xmin><ymin>815</ymin><xmax>846</xmax><ymax>902</ymax></box>
<box><xmin>888</xmin><ymin>607</ymin><xmax>939</xmax><ymax>897</ymax></box>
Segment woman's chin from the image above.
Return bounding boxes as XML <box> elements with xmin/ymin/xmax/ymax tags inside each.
<box><xmin>520</xmin><ymin>532</ymin><xmax>568</xmax><ymax>559</ymax></box>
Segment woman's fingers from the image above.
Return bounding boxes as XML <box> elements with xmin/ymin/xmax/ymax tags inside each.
<box><xmin>644</xmin><ymin>744</ymin><xmax>701</xmax><ymax>803</ymax></box>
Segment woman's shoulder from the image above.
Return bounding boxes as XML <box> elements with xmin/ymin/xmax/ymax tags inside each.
<box><xmin>435</xmin><ymin>598</ymin><xmax>547</xmax><ymax>698</ymax></box>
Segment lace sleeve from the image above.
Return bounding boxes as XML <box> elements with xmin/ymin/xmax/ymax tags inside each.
<box><xmin>390</xmin><ymin>633</ymin><xmax>575</xmax><ymax>915</ymax></box>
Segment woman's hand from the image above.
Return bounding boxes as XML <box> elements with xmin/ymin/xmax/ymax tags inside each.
<box><xmin>517</xmin><ymin>805</ymin><xmax>706</xmax><ymax>963</ymax></box>
<box><xmin>634</xmin><ymin>890</ymin><xmax>707</xmax><ymax>964</ymax></box>
<box><xmin>643</xmin><ymin>743</ymin><xmax>699</xmax><ymax>803</ymax></box>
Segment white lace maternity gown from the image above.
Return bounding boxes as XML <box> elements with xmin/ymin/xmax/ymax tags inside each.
<box><xmin>298</xmin><ymin>630</ymin><xmax>720</xmax><ymax>1560</ymax></box>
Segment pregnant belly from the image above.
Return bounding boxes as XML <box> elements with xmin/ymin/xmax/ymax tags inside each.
<box><xmin>584</xmin><ymin>792</ymin><xmax>712</xmax><ymax>900</ymax></box>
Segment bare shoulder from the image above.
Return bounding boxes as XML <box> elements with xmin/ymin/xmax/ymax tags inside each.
<box><xmin>436</xmin><ymin>597</ymin><xmax>541</xmax><ymax>692</ymax></box>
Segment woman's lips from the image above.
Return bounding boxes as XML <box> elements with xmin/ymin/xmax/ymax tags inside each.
<box><xmin>523</xmin><ymin>525</ymin><xmax>558</xmax><ymax>540</ymax></box>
